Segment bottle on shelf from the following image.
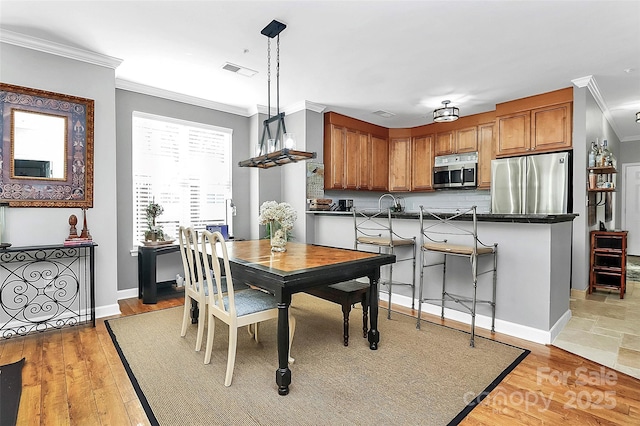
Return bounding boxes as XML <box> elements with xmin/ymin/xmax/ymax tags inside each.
<box><xmin>588</xmin><ymin>169</ymin><xmax>597</xmax><ymax>189</ymax></box>
<box><xmin>588</xmin><ymin>141</ymin><xmax>597</xmax><ymax>168</ymax></box>
<box><xmin>594</xmin><ymin>138</ymin><xmax>603</xmax><ymax>168</ymax></box>
<box><xmin>601</xmin><ymin>139</ymin><xmax>612</xmax><ymax>167</ymax></box>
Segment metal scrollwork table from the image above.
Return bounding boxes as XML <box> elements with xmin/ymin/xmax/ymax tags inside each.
<box><xmin>0</xmin><ymin>243</ymin><xmax>97</xmax><ymax>339</ymax></box>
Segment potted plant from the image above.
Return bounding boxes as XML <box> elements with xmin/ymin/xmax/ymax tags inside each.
<box><xmin>145</xmin><ymin>199</ymin><xmax>165</xmax><ymax>241</ymax></box>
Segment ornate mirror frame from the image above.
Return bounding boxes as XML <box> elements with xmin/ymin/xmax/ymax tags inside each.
<box><xmin>0</xmin><ymin>83</ymin><xmax>94</xmax><ymax>207</ymax></box>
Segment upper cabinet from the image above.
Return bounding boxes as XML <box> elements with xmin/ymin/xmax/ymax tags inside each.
<box><xmin>477</xmin><ymin>122</ymin><xmax>495</xmax><ymax>189</ymax></box>
<box><xmin>388</xmin><ymin>130</ymin><xmax>412</xmax><ymax>191</ymax></box>
<box><xmin>324</xmin><ymin>112</ymin><xmax>388</xmax><ymax>191</ymax></box>
<box><xmin>434</xmin><ymin>127</ymin><xmax>477</xmax><ymax>156</ymax></box>
<box><xmin>496</xmin><ymin>87</ymin><xmax>572</xmax><ymax>158</ymax></box>
<box><xmin>411</xmin><ymin>134</ymin><xmax>434</xmax><ymax>191</ymax></box>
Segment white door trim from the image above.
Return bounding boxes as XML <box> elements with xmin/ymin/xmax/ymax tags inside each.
<box><xmin>621</xmin><ymin>162</ymin><xmax>640</xmax><ymax>255</ymax></box>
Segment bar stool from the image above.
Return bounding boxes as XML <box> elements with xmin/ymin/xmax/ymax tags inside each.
<box><xmin>416</xmin><ymin>206</ymin><xmax>497</xmax><ymax>347</ymax></box>
<box><xmin>353</xmin><ymin>208</ymin><xmax>416</xmax><ymax>319</ymax></box>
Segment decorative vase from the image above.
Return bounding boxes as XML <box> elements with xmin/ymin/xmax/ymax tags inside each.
<box><xmin>270</xmin><ymin>220</ymin><xmax>287</xmax><ymax>252</ymax></box>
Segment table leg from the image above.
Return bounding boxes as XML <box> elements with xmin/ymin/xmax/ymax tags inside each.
<box><xmin>368</xmin><ymin>269</ymin><xmax>380</xmax><ymax>350</ymax></box>
<box><xmin>275</xmin><ymin>293</ymin><xmax>292</xmax><ymax>395</ymax></box>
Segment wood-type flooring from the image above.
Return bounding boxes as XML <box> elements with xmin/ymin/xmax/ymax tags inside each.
<box><xmin>1</xmin><ymin>287</ymin><xmax>639</xmax><ymax>425</ymax></box>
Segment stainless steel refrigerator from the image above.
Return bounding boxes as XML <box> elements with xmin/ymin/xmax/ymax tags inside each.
<box><xmin>491</xmin><ymin>152</ymin><xmax>571</xmax><ymax>214</ymax></box>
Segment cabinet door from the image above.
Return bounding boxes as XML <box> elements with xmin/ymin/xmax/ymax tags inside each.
<box><xmin>435</xmin><ymin>131</ymin><xmax>455</xmax><ymax>156</ymax></box>
<box><xmin>389</xmin><ymin>137</ymin><xmax>411</xmax><ymax>191</ymax></box>
<box><xmin>411</xmin><ymin>134</ymin><xmax>433</xmax><ymax>191</ymax></box>
<box><xmin>496</xmin><ymin>111</ymin><xmax>531</xmax><ymax>157</ymax></box>
<box><xmin>455</xmin><ymin>126</ymin><xmax>478</xmax><ymax>153</ymax></box>
<box><xmin>357</xmin><ymin>132</ymin><xmax>371</xmax><ymax>190</ymax></box>
<box><xmin>477</xmin><ymin>123</ymin><xmax>494</xmax><ymax>189</ymax></box>
<box><xmin>325</xmin><ymin>124</ymin><xmax>345</xmax><ymax>189</ymax></box>
<box><xmin>344</xmin><ymin>128</ymin><xmax>359</xmax><ymax>189</ymax></box>
<box><xmin>531</xmin><ymin>102</ymin><xmax>572</xmax><ymax>152</ymax></box>
<box><xmin>370</xmin><ymin>135</ymin><xmax>389</xmax><ymax>191</ymax></box>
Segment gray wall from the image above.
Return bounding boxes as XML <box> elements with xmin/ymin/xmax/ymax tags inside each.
<box><xmin>115</xmin><ymin>89</ymin><xmax>251</xmax><ymax>291</ymax></box>
<box><xmin>0</xmin><ymin>42</ymin><xmax>120</xmax><ymax>315</ymax></box>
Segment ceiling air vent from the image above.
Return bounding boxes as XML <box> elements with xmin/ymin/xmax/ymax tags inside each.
<box><xmin>372</xmin><ymin>110</ymin><xmax>396</xmax><ymax>118</ymax></box>
<box><xmin>222</xmin><ymin>62</ymin><xmax>258</xmax><ymax>77</ymax></box>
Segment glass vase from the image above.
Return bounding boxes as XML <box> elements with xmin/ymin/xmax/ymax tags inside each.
<box><xmin>270</xmin><ymin>220</ymin><xmax>287</xmax><ymax>252</ymax></box>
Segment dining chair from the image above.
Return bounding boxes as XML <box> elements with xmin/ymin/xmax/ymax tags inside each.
<box><xmin>416</xmin><ymin>206</ymin><xmax>498</xmax><ymax>347</ymax></box>
<box><xmin>178</xmin><ymin>226</ymin><xmax>248</xmax><ymax>352</ymax></box>
<box><xmin>353</xmin><ymin>208</ymin><xmax>416</xmax><ymax>319</ymax></box>
<box><xmin>201</xmin><ymin>230</ymin><xmax>295</xmax><ymax>386</ymax></box>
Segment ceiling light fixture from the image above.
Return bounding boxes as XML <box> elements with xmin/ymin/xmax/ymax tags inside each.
<box><xmin>433</xmin><ymin>100</ymin><xmax>460</xmax><ymax>123</ymax></box>
<box><xmin>238</xmin><ymin>20</ymin><xmax>316</xmax><ymax>168</ymax></box>
<box><xmin>637</xmin><ymin>111</ymin><xmax>640</xmax><ymax>123</ymax></box>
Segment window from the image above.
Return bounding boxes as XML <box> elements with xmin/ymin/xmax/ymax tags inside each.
<box><xmin>132</xmin><ymin>111</ymin><xmax>232</xmax><ymax>246</ymax></box>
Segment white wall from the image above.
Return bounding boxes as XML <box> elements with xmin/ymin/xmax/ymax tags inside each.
<box><xmin>0</xmin><ymin>42</ymin><xmax>120</xmax><ymax>317</ymax></box>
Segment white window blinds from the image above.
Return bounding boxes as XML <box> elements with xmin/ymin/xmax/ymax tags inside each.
<box><xmin>132</xmin><ymin>111</ymin><xmax>232</xmax><ymax>246</ymax></box>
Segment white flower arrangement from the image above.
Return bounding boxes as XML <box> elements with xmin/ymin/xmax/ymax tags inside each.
<box><xmin>258</xmin><ymin>201</ymin><xmax>297</xmax><ymax>231</ymax></box>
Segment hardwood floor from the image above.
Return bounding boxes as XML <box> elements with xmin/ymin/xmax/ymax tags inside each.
<box><xmin>2</xmin><ymin>290</ymin><xmax>639</xmax><ymax>425</ymax></box>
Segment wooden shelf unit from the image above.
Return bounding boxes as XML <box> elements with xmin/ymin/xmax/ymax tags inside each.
<box><xmin>589</xmin><ymin>230</ymin><xmax>628</xmax><ymax>298</ymax></box>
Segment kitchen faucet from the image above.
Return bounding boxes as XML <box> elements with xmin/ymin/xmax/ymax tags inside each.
<box><xmin>378</xmin><ymin>193</ymin><xmax>397</xmax><ymax>211</ymax></box>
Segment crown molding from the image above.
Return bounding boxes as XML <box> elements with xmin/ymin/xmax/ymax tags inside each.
<box><xmin>116</xmin><ymin>79</ymin><xmax>252</xmax><ymax>117</ymax></box>
<box><xmin>571</xmin><ymin>75</ymin><xmax>625</xmax><ymax>142</ymax></box>
<box><xmin>0</xmin><ymin>28</ymin><xmax>122</xmax><ymax>69</ymax></box>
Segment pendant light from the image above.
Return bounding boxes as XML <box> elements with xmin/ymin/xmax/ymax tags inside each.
<box><xmin>433</xmin><ymin>100</ymin><xmax>460</xmax><ymax>123</ymax></box>
<box><xmin>238</xmin><ymin>20</ymin><xmax>316</xmax><ymax>168</ymax></box>
<box><xmin>636</xmin><ymin>111</ymin><xmax>640</xmax><ymax>123</ymax></box>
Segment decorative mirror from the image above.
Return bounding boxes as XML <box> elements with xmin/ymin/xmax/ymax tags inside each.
<box><xmin>0</xmin><ymin>83</ymin><xmax>94</xmax><ymax>207</ymax></box>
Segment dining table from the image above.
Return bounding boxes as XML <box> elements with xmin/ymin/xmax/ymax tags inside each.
<box><xmin>223</xmin><ymin>239</ymin><xmax>395</xmax><ymax>395</ymax></box>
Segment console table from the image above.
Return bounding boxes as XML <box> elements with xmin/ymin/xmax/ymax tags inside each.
<box><xmin>0</xmin><ymin>243</ymin><xmax>97</xmax><ymax>338</ymax></box>
<box><xmin>137</xmin><ymin>243</ymin><xmax>180</xmax><ymax>304</ymax></box>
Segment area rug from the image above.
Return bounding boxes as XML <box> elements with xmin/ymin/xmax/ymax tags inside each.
<box><xmin>106</xmin><ymin>294</ymin><xmax>528</xmax><ymax>426</ymax></box>
<box><xmin>0</xmin><ymin>357</ymin><xmax>25</xmax><ymax>426</ymax></box>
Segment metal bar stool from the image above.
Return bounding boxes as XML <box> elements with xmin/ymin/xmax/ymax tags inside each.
<box><xmin>353</xmin><ymin>208</ymin><xmax>416</xmax><ymax>319</ymax></box>
<box><xmin>416</xmin><ymin>206</ymin><xmax>497</xmax><ymax>347</ymax></box>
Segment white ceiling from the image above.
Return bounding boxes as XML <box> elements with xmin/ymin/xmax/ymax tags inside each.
<box><xmin>1</xmin><ymin>0</ymin><xmax>639</xmax><ymax>142</ymax></box>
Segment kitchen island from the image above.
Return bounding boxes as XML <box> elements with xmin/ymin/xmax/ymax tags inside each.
<box><xmin>307</xmin><ymin>210</ymin><xmax>578</xmax><ymax>344</ymax></box>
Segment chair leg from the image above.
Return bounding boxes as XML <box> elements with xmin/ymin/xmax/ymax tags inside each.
<box><xmin>470</xmin><ymin>256</ymin><xmax>478</xmax><ymax>348</ymax></box>
<box><xmin>195</xmin><ymin>302</ymin><xmax>206</xmax><ymax>351</ymax></box>
<box><xmin>224</xmin><ymin>327</ymin><xmax>238</xmax><ymax>386</ymax></box>
<box><xmin>441</xmin><ymin>255</ymin><xmax>447</xmax><ymax>320</ymax></box>
<box><xmin>203</xmin><ymin>315</ymin><xmax>216</xmax><ymax>364</ymax></box>
<box><xmin>387</xmin><ymin>260</ymin><xmax>393</xmax><ymax>320</ymax></box>
<box><xmin>491</xmin><ymin>249</ymin><xmax>497</xmax><ymax>333</ymax></box>
<box><xmin>341</xmin><ymin>302</ymin><xmax>351</xmax><ymax>346</ymax></box>
<box><xmin>410</xmin><ymin>244</ymin><xmax>417</xmax><ymax>310</ymax></box>
<box><xmin>288</xmin><ymin>315</ymin><xmax>296</xmax><ymax>364</ymax></box>
<box><xmin>180</xmin><ymin>295</ymin><xmax>191</xmax><ymax>337</ymax></box>
<box><xmin>417</xmin><ymin>248</ymin><xmax>425</xmax><ymax>330</ymax></box>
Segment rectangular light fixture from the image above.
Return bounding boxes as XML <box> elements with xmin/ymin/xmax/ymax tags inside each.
<box><xmin>222</xmin><ymin>62</ymin><xmax>258</xmax><ymax>77</ymax></box>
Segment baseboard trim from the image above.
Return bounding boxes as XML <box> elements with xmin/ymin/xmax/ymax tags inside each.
<box><xmin>571</xmin><ymin>288</ymin><xmax>587</xmax><ymax>300</ymax></box>
<box><xmin>118</xmin><ymin>288</ymin><xmax>139</xmax><ymax>300</ymax></box>
<box><xmin>96</xmin><ymin>304</ymin><xmax>121</xmax><ymax>319</ymax></box>
<box><xmin>390</xmin><ymin>292</ymin><xmax>561</xmax><ymax>345</ymax></box>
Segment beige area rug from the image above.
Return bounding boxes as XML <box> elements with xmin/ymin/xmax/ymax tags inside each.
<box><xmin>106</xmin><ymin>294</ymin><xmax>528</xmax><ymax>426</ymax></box>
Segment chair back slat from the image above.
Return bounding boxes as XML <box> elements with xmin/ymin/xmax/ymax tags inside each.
<box><xmin>178</xmin><ymin>226</ymin><xmax>205</xmax><ymax>296</ymax></box>
<box><xmin>201</xmin><ymin>230</ymin><xmax>235</xmax><ymax>317</ymax></box>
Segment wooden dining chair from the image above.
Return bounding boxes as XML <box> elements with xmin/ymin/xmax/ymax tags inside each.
<box><xmin>201</xmin><ymin>230</ymin><xmax>295</xmax><ymax>386</ymax></box>
<box><xmin>178</xmin><ymin>226</ymin><xmax>248</xmax><ymax>352</ymax></box>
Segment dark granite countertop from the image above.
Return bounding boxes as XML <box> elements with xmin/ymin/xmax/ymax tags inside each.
<box><xmin>306</xmin><ymin>210</ymin><xmax>578</xmax><ymax>224</ymax></box>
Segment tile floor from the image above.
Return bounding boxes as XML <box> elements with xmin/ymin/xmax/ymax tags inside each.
<box><xmin>553</xmin><ymin>257</ymin><xmax>640</xmax><ymax>380</ymax></box>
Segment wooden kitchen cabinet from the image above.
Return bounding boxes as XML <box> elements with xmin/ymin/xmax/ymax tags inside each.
<box><xmin>324</xmin><ymin>112</ymin><xmax>389</xmax><ymax>191</ymax></box>
<box><xmin>434</xmin><ymin>131</ymin><xmax>455</xmax><ymax>156</ymax></box>
<box><xmin>389</xmin><ymin>135</ymin><xmax>411</xmax><ymax>191</ymax></box>
<box><xmin>370</xmin><ymin>135</ymin><xmax>389</xmax><ymax>191</ymax></box>
<box><xmin>495</xmin><ymin>87</ymin><xmax>572</xmax><ymax>158</ymax></box>
<box><xmin>411</xmin><ymin>134</ymin><xmax>434</xmax><ymax>191</ymax></box>
<box><xmin>589</xmin><ymin>230</ymin><xmax>628</xmax><ymax>298</ymax></box>
<box><xmin>477</xmin><ymin>123</ymin><xmax>494</xmax><ymax>189</ymax></box>
<box><xmin>455</xmin><ymin>126</ymin><xmax>478</xmax><ymax>153</ymax></box>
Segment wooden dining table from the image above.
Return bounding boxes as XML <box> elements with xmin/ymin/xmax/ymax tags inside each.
<box><xmin>224</xmin><ymin>239</ymin><xmax>395</xmax><ymax>395</ymax></box>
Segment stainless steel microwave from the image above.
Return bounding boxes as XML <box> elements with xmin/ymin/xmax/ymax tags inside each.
<box><xmin>433</xmin><ymin>152</ymin><xmax>478</xmax><ymax>189</ymax></box>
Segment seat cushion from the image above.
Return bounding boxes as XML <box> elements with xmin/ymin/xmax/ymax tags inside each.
<box><xmin>423</xmin><ymin>242</ymin><xmax>494</xmax><ymax>256</ymax></box>
<box><xmin>357</xmin><ymin>236</ymin><xmax>413</xmax><ymax>247</ymax></box>
<box><xmin>197</xmin><ymin>275</ymin><xmax>250</xmax><ymax>295</ymax></box>
<box><xmin>223</xmin><ymin>288</ymin><xmax>278</xmax><ymax>317</ymax></box>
